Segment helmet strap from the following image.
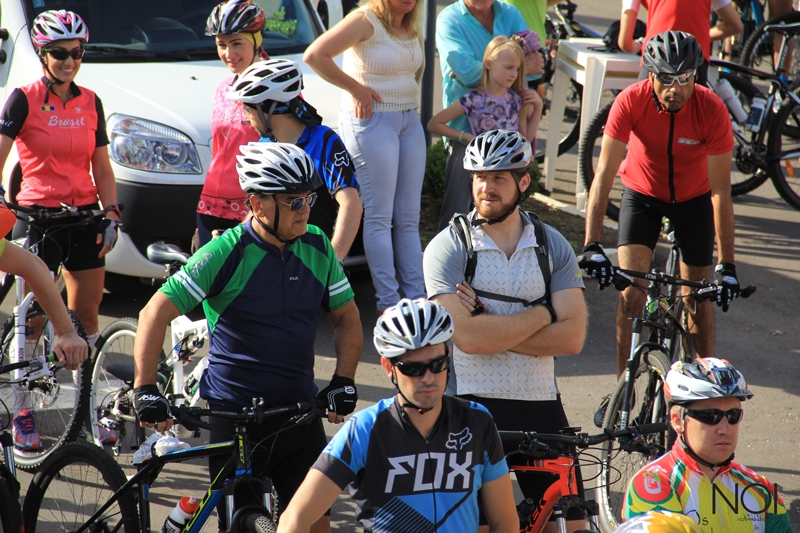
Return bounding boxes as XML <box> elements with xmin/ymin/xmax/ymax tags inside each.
<box><xmin>391</xmin><ymin>370</ymin><xmax>434</xmax><ymax>415</ymax></box>
<box><xmin>678</xmin><ymin>434</ymin><xmax>734</xmax><ymax>471</ymax></box>
<box><xmin>255</xmin><ymin>102</ymin><xmax>278</xmax><ymax>141</ymax></box>
<box><xmin>252</xmin><ymin>196</ymin><xmax>298</xmax><ymax>245</ymax></box>
<box><xmin>471</xmin><ymin>183</ymin><xmax>522</xmax><ymax>226</ymax></box>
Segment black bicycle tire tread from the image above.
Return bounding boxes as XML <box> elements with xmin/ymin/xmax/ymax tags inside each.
<box><xmin>578</xmin><ymin>101</ymin><xmax>618</xmax><ymax>221</ymax></box>
<box><xmin>535</xmin><ymin>80</ymin><xmax>584</xmax><ymax>163</ymax></box>
<box><xmin>0</xmin><ymin>475</ymin><xmax>21</xmax><ymax>533</ymax></box>
<box><xmin>740</xmin><ymin>11</ymin><xmax>800</xmax><ymax>74</ymax></box>
<box><xmin>7</xmin><ymin>308</ymin><xmax>91</xmax><ymax>471</ymax></box>
<box><xmin>767</xmin><ymin>97</ymin><xmax>800</xmax><ymax>210</ymax></box>
<box><xmin>22</xmin><ymin>440</ymin><xmax>139</xmax><ymax>532</ymax></box>
<box><xmin>595</xmin><ymin>349</ymin><xmax>672</xmax><ymax>533</ymax></box>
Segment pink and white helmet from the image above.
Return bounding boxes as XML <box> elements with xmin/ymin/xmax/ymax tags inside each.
<box><xmin>30</xmin><ymin>10</ymin><xmax>89</xmax><ymax>51</ymax></box>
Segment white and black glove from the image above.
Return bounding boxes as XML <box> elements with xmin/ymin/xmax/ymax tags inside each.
<box><xmin>97</xmin><ymin>218</ymin><xmax>122</xmax><ymax>250</ymax></box>
<box><xmin>715</xmin><ymin>262</ymin><xmax>740</xmax><ymax>312</ymax></box>
<box><xmin>578</xmin><ymin>242</ymin><xmax>613</xmax><ymax>289</ymax></box>
<box><xmin>134</xmin><ymin>385</ymin><xmax>172</xmax><ymax>426</ymax></box>
<box><xmin>317</xmin><ymin>375</ymin><xmax>358</xmax><ymax>416</ymax></box>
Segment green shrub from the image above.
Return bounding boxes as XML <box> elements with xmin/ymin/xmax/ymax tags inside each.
<box><xmin>266</xmin><ymin>8</ymin><xmax>297</xmax><ymax>38</ymax></box>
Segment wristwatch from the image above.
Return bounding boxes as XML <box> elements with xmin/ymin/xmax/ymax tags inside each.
<box><xmin>541</xmin><ymin>301</ymin><xmax>557</xmax><ymax>324</ymax></box>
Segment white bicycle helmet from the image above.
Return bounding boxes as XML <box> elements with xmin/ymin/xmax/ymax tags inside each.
<box><xmin>206</xmin><ymin>0</ymin><xmax>266</xmax><ymax>36</ymax></box>
<box><xmin>227</xmin><ymin>59</ymin><xmax>303</xmax><ymax>105</ymax></box>
<box><xmin>665</xmin><ymin>358</ymin><xmax>753</xmax><ymax>406</ymax></box>
<box><xmin>30</xmin><ymin>10</ymin><xmax>89</xmax><ymax>51</ymax></box>
<box><xmin>464</xmin><ymin>129</ymin><xmax>532</xmax><ymax>172</ymax></box>
<box><xmin>236</xmin><ymin>142</ymin><xmax>322</xmax><ymax>195</ymax></box>
<box><xmin>374</xmin><ymin>299</ymin><xmax>454</xmax><ymax>358</ymax></box>
<box><xmin>614</xmin><ymin>511</ymin><xmax>702</xmax><ymax>533</ymax></box>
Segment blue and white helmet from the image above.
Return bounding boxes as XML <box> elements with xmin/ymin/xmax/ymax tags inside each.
<box><xmin>665</xmin><ymin>358</ymin><xmax>753</xmax><ymax>405</ymax></box>
<box><xmin>374</xmin><ymin>299</ymin><xmax>454</xmax><ymax>358</ymax></box>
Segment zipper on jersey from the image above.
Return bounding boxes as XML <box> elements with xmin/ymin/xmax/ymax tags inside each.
<box><xmin>667</xmin><ymin>113</ymin><xmax>676</xmax><ymax>203</ymax></box>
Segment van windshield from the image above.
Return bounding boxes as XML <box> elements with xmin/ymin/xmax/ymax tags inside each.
<box><xmin>24</xmin><ymin>0</ymin><xmax>322</xmax><ymax>60</ymax></box>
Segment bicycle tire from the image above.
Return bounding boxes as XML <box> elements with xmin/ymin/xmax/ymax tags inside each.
<box><xmin>242</xmin><ymin>512</ymin><xmax>278</xmax><ymax>533</ymax></box>
<box><xmin>766</xmin><ymin>95</ymin><xmax>800</xmax><ymax>210</ymax></box>
<box><xmin>595</xmin><ymin>349</ymin><xmax>672</xmax><ymax>533</ymax></box>
<box><xmin>578</xmin><ymin>100</ymin><xmax>620</xmax><ymax>220</ymax></box>
<box><xmin>0</xmin><ymin>306</ymin><xmax>91</xmax><ymax>471</ymax></box>
<box><xmin>534</xmin><ymin>79</ymin><xmax>583</xmax><ymax>163</ymax></box>
<box><xmin>22</xmin><ymin>440</ymin><xmax>139</xmax><ymax>533</ymax></box>
<box><xmin>740</xmin><ymin>11</ymin><xmax>800</xmax><ymax>86</ymax></box>
<box><xmin>0</xmin><ymin>473</ymin><xmax>21</xmax><ymax>533</ymax></box>
<box><xmin>718</xmin><ymin>71</ymin><xmax>772</xmax><ymax>196</ymax></box>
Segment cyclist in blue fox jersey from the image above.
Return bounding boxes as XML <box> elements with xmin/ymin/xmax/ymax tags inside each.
<box><xmin>277</xmin><ymin>298</ymin><xmax>518</xmax><ymax>533</ymax></box>
<box><xmin>133</xmin><ymin>142</ymin><xmax>363</xmax><ymax>533</ymax></box>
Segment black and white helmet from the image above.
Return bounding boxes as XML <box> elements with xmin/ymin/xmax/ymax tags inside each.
<box><xmin>227</xmin><ymin>59</ymin><xmax>303</xmax><ymax>104</ymax></box>
<box><xmin>236</xmin><ymin>142</ymin><xmax>322</xmax><ymax>194</ymax></box>
<box><xmin>206</xmin><ymin>0</ymin><xmax>266</xmax><ymax>36</ymax></box>
<box><xmin>665</xmin><ymin>358</ymin><xmax>753</xmax><ymax>406</ymax></box>
<box><xmin>643</xmin><ymin>31</ymin><xmax>703</xmax><ymax>74</ymax></box>
<box><xmin>464</xmin><ymin>129</ymin><xmax>532</xmax><ymax>172</ymax></box>
<box><xmin>374</xmin><ymin>299</ymin><xmax>454</xmax><ymax>358</ymax></box>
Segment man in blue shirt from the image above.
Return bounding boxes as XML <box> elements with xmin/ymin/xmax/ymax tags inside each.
<box><xmin>435</xmin><ymin>0</ymin><xmax>544</xmax><ymax>231</ymax></box>
<box><xmin>276</xmin><ymin>299</ymin><xmax>518</xmax><ymax>533</ymax></box>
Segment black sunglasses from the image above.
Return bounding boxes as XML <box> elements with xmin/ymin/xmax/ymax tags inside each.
<box><xmin>45</xmin><ymin>47</ymin><xmax>86</xmax><ymax>61</ymax></box>
<box><xmin>276</xmin><ymin>192</ymin><xmax>317</xmax><ymax>212</ymax></box>
<box><xmin>684</xmin><ymin>408</ymin><xmax>743</xmax><ymax>425</ymax></box>
<box><xmin>393</xmin><ymin>354</ymin><xmax>450</xmax><ymax>377</ymax></box>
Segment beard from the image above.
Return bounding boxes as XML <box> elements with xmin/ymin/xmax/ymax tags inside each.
<box><xmin>474</xmin><ymin>192</ymin><xmax>518</xmax><ymax>220</ymax></box>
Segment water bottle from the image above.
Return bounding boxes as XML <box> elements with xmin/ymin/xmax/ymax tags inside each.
<box><xmin>746</xmin><ymin>96</ymin><xmax>767</xmax><ymax>132</ymax></box>
<box><xmin>183</xmin><ymin>357</ymin><xmax>209</xmax><ymax>399</ymax></box>
<box><xmin>714</xmin><ymin>78</ymin><xmax>748</xmax><ymax>124</ymax></box>
<box><xmin>161</xmin><ymin>496</ymin><xmax>199</xmax><ymax>533</ymax></box>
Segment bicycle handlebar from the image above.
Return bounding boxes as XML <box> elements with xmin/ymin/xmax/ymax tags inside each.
<box><xmin>499</xmin><ymin>422</ymin><xmax>669</xmax><ymax>455</ymax></box>
<box><xmin>5</xmin><ymin>202</ymin><xmax>122</xmax><ymax>221</ymax></box>
<box><xmin>170</xmin><ymin>398</ymin><xmax>326</xmax><ymax>432</ymax></box>
<box><xmin>611</xmin><ymin>267</ymin><xmax>756</xmax><ymax>301</ymax></box>
<box><xmin>0</xmin><ymin>353</ymin><xmax>59</xmax><ymax>377</ymax></box>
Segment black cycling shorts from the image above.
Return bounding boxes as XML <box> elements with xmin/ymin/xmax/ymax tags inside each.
<box><xmin>207</xmin><ymin>402</ymin><xmax>329</xmax><ymax>529</ymax></box>
<box><xmin>460</xmin><ymin>394</ymin><xmax>585</xmax><ymax>522</ymax></box>
<box><xmin>12</xmin><ymin>203</ymin><xmax>105</xmax><ymax>272</ymax></box>
<box><xmin>618</xmin><ymin>187</ymin><xmax>715</xmax><ymax>266</ymax></box>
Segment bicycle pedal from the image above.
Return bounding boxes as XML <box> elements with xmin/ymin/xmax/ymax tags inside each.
<box><xmin>593</xmin><ymin>395</ymin><xmax>611</xmax><ymax>428</ymax></box>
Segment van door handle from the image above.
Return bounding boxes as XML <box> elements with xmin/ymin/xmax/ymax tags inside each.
<box><xmin>0</xmin><ymin>28</ymin><xmax>8</xmax><ymax>64</ymax></box>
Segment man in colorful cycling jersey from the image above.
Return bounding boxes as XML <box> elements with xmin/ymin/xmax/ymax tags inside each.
<box><xmin>226</xmin><ymin>59</ymin><xmax>362</xmax><ymax>261</ymax></box>
<box><xmin>133</xmin><ymin>142</ymin><xmax>363</xmax><ymax>533</ymax></box>
<box><xmin>581</xmin><ymin>31</ymin><xmax>738</xmax><ymax>378</ymax></box>
<box><xmin>624</xmin><ymin>358</ymin><xmax>792</xmax><ymax>532</ymax></box>
<box><xmin>423</xmin><ymin>130</ymin><xmax>588</xmax><ymax>532</ymax></box>
<box><xmin>277</xmin><ymin>298</ymin><xmax>518</xmax><ymax>533</ymax></box>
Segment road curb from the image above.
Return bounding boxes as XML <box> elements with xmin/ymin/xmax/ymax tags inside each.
<box><xmin>532</xmin><ymin>192</ymin><xmax>619</xmax><ymax>231</ymax></box>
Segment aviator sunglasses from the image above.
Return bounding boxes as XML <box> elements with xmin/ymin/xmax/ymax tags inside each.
<box><xmin>276</xmin><ymin>192</ymin><xmax>317</xmax><ymax>212</ymax></box>
<box><xmin>684</xmin><ymin>407</ymin><xmax>743</xmax><ymax>425</ymax></box>
<box><xmin>392</xmin><ymin>353</ymin><xmax>450</xmax><ymax>377</ymax></box>
<box><xmin>45</xmin><ymin>47</ymin><xmax>86</xmax><ymax>61</ymax></box>
<box><xmin>654</xmin><ymin>70</ymin><xmax>696</xmax><ymax>87</ymax></box>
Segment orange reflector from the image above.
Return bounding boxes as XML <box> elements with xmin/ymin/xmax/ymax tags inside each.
<box><xmin>787</xmin><ymin>160</ymin><xmax>795</xmax><ymax>178</ymax></box>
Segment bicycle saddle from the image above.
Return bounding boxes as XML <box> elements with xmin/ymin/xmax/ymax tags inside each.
<box><xmin>147</xmin><ymin>241</ymin><xmax>190</xmax><ymax>265</ymax></box>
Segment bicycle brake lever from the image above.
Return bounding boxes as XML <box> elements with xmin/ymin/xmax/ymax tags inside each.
<box><xmin>741</xmin><ymin>285</ymin><xmax>756</xmax><ymax>298</ymax></box>
<box><xmin>24</xmin><ymin>355</ymin><xmax>56</xmax><ymax>381</ymax></box>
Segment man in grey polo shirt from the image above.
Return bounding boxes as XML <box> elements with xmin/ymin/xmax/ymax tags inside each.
<box><xmin>423</xmin><ymin>130</ymin><xmax>588</xmax><ymax>530</ymax></box>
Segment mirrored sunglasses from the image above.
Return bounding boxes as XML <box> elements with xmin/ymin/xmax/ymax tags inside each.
<box><xmin>45</xmin><ymin>47</ymin><xmax>86</xmax><ymax>61</ymax></box>
<box><xmin>655</xmin><ymin>70</ymin><xmax>696</xmax><ymax>87</ymax></box>
<box><xmin>277</xmin><ymin>192</ymin><xmax>317</xmax><ymax>212</ymax></box>
<box><xmin>393</xmin><ymin>354</ymin><xmax>450</xmax><ymax>377</ymax></box>
<box><xmin>684</xmin><ymin>407</ymin><xmax>743</xmax><ymax>425</ymax></box>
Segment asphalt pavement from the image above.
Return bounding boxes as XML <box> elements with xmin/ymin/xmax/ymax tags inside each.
<box><xmin>6</xmin><ymin>0</ymin><xmax>800</xmax><ymax>530</ymax></box>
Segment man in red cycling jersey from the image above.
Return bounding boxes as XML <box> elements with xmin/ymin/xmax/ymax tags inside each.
<box><xmin>581</xmin><ymin>31</ymin><xmax>738</xmax><ymax>378</ymax></box>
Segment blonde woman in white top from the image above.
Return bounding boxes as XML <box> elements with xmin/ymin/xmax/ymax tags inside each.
<box><xmin>304</xmin><ymin>0</ymin><xmax>427</xmax><ymax>313</ymax></box>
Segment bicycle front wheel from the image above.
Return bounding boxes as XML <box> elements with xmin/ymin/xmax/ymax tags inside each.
<box><xmin>578</xmin><ymin>101</ymin><xmax>623</xmax><ymax>221</ymax></box>
<box><xmin>0</xmin><ymin>307</ymin><xmax>91</xmax><ymax>471</ymax></box>
<box><xmin>740</xmin><ymin>11</ymin><xmax>800</xmax><ymax>86</ymax></box>
<box><xmin>22</xmin><ymin>440</ymin><xmax>139</xmax><ymax>533</ymax></box>
<box><xmin>767</xmin><ymin>96</ymin><xmax>800</xmax><ymax>210</ymax></box>
<box><xmin>0</xmin><ymin>471</ymin><xmax>21</xmax><ymax>533</ymax></box>
<box><xmin>595</xmin><ymin>349</ymin><xmax>672</xmax><ymax>533</ymax></box>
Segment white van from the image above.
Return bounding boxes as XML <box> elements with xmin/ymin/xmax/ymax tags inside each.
<box><xmin>0</xmin><ymin>0</ymin><xmax>351</xmax><ymax>281</ymax></box>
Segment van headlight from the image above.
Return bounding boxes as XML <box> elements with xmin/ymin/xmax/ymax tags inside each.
<box><xmin>108</xmin><ymin>114</ymin><xmax>202</xmax><ymax>174</ymax></box>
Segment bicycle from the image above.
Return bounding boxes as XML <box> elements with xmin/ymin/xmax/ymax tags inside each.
<box><xmin>582</xmin><ymin>259</ymin><xmax>755</xmax><ymax>533</ymax></box>
<box><xmin>23</xmin><ymin>398</ymin><xmax>326</xmax><ymax>533</ymax></box>
<box><xmin>497</xmin><ymin>422</ymin><xmax>669</xmax><ymax>533</ymax></box>
<box><xmin>740</xmin><ymin>9</ymin><xmax>800</xmax><ymax>85</ymax></box>
<box><xmin>0</xmin><ymin>353</ymin><xmax>64</xmax><ymax>533</ymax></box>
<box><xmin>89</xmin><ymin>241</ymin><xmax>209</xmax><ymax>474</ymax></box>
<box><xmin>0</xmin><ymin>202</ymin><xmax>99</xmax><ymax>470</ymax></box>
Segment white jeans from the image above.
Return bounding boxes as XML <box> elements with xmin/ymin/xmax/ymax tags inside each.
<box><xmin>339</xmin><ymin>109</ymin><xmax>427</xmax><ymax>310</ymax></box>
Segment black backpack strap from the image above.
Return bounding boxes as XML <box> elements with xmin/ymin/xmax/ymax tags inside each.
<box><xmin>449</xmin><ymin>213</ymin><xmax>476</xmax><ymax>285</ymax></box>
<box><xmin>526</xmin><ymin>211</ymin><xmax>551</xmax><ymax>303</ymax></box>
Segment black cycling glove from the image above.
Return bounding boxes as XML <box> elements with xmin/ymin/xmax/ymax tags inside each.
<box><xmin>317</xmin><ymin>375</ymin><xmax>358</xmax><ymax>416</ymax></box>
<box><xmin>134</xmin><ymin>385</ymin><xmax>172</xmax><ymax>425</ymax></box>
<box><xmin>714</xmin><ymin>262</ymin><xmax>740</xmax><ymax>312</ymax></box>
<box><xmin>97</xmin><ymin>218</ymin><xmax>122</xmax><ymax>250</ymax></box>
<box><xmin>578</xmin><ymin>242</ymin><xmax>613</xmax><ymax>289</ymax></box>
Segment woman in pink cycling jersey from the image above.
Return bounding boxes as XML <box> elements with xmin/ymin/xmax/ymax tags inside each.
<box><xmin>195</xmin><ymin>0</ymin><xmax>269</xmax><ymax>247</ymax></box>
<box><xmin>0</xmin><ymin>9</ymin><xmax>119</xmax><ymax>448</ymax></box>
